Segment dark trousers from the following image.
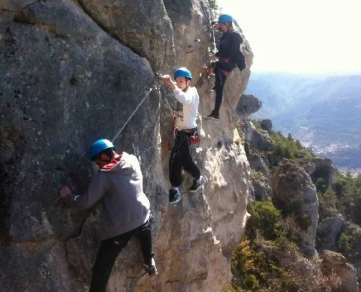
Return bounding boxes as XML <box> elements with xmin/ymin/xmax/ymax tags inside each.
<box><xmin>169</xmin><ymin>131</ymin><xmax>200</xmax><ymax>187</ymax></box>
<box><xmin>89</xmin><ymin>221</ymin><xmax>153</xmax><ymax>292</ymax></box>
<box><xmin>214</xmin><ymin>61</ymin><xmax>233</xmax><ymax>114</ymax></box>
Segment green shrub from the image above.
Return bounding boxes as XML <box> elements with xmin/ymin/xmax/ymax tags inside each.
<box><xmin>251</xmin><ymin>169</ymin><xmax>267</xmax><ymax>183</ymax></box>
<box><xmin>337</xmin><ymin>226</ymin><xmax>361</xmax><ymax>262</ymax></box>
<box><xmin>318</xmin><ymin>189</ymin><xmax>340</xmax><ymax>220</ymax></box>
<box><xmin>231</xmin><ymin>238</ymin><xmax>299</xmax><ymax>292</ymax></box>
<box><xmin>270</xmin><ymin>132</ymin><xmax>313</xmax><ymax>161</ymax></box>
<box><xmin>247</xmin><ymin>200</ymin><xmax>282</xmax><ymax>240</ymax></box>
<box><xmin>333</xmin><ymin>171</ymin><xmax>361</xmax><ymax>224</ymax></box>
<box><xmin>315</xmin><ymin>178</ymin><xmax>327</xmax><ymax>193</ymax></box>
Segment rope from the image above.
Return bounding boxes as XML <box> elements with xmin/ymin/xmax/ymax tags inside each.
<box><xmin>112</xmin><ymin>87</ymin><xmax>154</xmax><ymax>143</ymax></box>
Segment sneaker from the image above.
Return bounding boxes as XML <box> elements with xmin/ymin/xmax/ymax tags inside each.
<box><xmin>169</xmin><ymin>188</ymin><xmax>181</xmax><ymax>205</ymax></box>
<box><xmin>204</xmin><ymin>111</ymin><xmax>219</xmax><ymax>120</ymax></box>
<box><xmin>144</xmin><ymin>258</ymin><xmax>158</xmax><ymax>276</ymax></box>
<box><xmin>189</xmin><ymin>176</ymin><xmax>207</xmax><ymax>193</ymax></box>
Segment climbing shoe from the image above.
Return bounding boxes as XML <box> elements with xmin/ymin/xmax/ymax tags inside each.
<box><xmin>189</xmin><ymin>176</ymin><xmax>207</xmax><ymax>193</ymax></box>
<box><xmin>143</xmin><ymin>258</ymin><xmax>158</xmax><ymax>276</ymax></box>
<box><xmin>169</xmin><ymin>188</ymin><xmax>181</xmax><ymax>205</ymax></box>
<box><xmin>204</xmin><ymin>111</ymin><xmax>219</xmax><ymax>120</ymax></box>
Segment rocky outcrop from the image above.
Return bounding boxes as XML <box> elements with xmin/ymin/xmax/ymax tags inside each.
<box><xmin>241</xmin><ymin>120</ymin><xmax>273</xmax><ymax>151</ymax></box>
<box><xmin>317</xmin><ymin>215</ymin><xmax>344</xmax><ymax>251</ymax></box>
<box><xmin>321</xmin><ymin>250</ymin><xmax>358</xmax><ymax>292</ymax></box>
<box><xmin>236</xmin><ymin>94</ymin><xmax>262</xmax><ymax>119</ymax></box>
<box><xmin>250</xmin><ymin>175</ymin><xmax>272</xmax><ymax>201</ymax></box>
<box><xmin>0</xmin><ymin>1</ymin><xmax>252</xmax><ymax>291</ymax></box>
<box><xmin>271</xmin><ymin>160</ymin><xmax>319</xmax><ymax>252</ymax></box>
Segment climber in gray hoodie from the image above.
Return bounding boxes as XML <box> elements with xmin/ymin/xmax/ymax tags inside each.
<box><xmin>60</xmin><ymin>139</ymin><xmax>157</xmax><ymax>292</ymax></box>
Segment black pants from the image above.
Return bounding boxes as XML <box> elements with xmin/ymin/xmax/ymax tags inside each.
<box><xmin>89</xmin><ymin>221</ymin><xmax>153</xmax><ymax>292</ymax></box>
<box><xmin>169</xmin><ymin>131</ymin><xmax>200</xmax><ymax>187</ymax></box>
<box><xmin>214</xmin><ymin>61</ymin><xmax>233</xmax><ymax>114</ymax></box>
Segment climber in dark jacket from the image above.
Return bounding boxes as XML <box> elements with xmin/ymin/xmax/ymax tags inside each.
<box><xmin>59</xmin><ymin>139</ymin><xmax>157</xmax><ymax>292</ymax></box>
<box><xmin>205</xmin><ymin>14</ymin><xmax>245</xmax><ymax>120</ymax></box>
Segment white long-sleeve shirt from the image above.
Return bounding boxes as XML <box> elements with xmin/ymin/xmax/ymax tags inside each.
<box><xmin>173</xmin><ymin>86</ymin><xmax>199</xmax><ymax>130</ymax></box>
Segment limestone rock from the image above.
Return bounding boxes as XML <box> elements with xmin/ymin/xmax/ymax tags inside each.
<box><xmin>251</xmin><ymin>176</ymin><xmax>272</xmax><ymax>201</ymax></box>
<box><xmin>317</xmin><ymin>215</ymin><xmax>344</xmax><ymax>251</ymax></box>
<box><xmin>321</xmin><ymin>250</ymin><xmax>358</xmax><ymax>292</ymax></box>
<box><xmin>0</xmin><ymin>0</ymin><xmax>252</xmax><ymax>291</ymax></box>
<box><xmin>74</xmin><ymin>0</ymin><xmax>175</xmax><ymax>71</ymax></box>
<box><xmin>163</xmin><ymin>0</ymin><xmax>211</xmax><ymax>79</ymax></box>
<box><xmin>247</xmin><ymin>152</ymin><xmax>270</xmax><ymax>177</ymax></box>
<box><xmin>271</xmin><ymin>159</ymin><xmax>319</xmax><ymax>250</ymax></box>
<box><xmin>241</xmin><ymin>120</ymin><xmax>273</xmax><ymax>151</ymax></box>
<box><xmin>236</xmin><ymin>94</ymin><xmax>262</xmax><ymax>118</ymax></box>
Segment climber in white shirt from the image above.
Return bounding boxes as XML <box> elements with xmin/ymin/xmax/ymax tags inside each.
<box><xmin>162</xmin><ymin>67</ymin><xmax>207</xmax><ymax>204</ymax></box>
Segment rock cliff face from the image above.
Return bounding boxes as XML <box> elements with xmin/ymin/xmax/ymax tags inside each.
<box><xmin>0</xmin><ymin>1</ymin><xmax>252</xmax><ymax>291</ymax></box>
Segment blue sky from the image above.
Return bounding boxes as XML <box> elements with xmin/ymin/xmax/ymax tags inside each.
<box><xmin>217</xmin><ymin>0</ymin><xmax>361</xmax><ymax>74</ymax></box>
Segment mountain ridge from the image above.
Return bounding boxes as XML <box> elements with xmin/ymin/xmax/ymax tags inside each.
<box><xmin>246</xmin><ymin>72</ymin><xmax>361</xmax><ymax>171</ymax></box>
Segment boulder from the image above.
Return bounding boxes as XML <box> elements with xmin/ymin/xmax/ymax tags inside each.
<box><xmin>236</xmin><ymin>94</ymin><xmax>262</xmax><ymax>118</ymax></box>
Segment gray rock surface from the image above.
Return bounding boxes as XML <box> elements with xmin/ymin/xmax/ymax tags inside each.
<box><xmin>236</xmin><ymin>94</ymin><xmax>262</xmax><ymax>118</ymax></box>
<box><xmin>0</xmin><ymin>1</ymin><xmax>253</xmax><ymax>291</ymax></box>
<box><xmin>317</xmin><ymin>215</ymin><xmax>344</xmax><ymax>251</ymax></box>
<box><xmin>251</xmin><ymin>176</ymin><xmax>272</xmax><ymax>201</ymax></box>
<box><xmin>271</xmin><ymin>159</ymin><xmax>319</xmax><ymax>249</ymax></box>
<box><xmin>241</xmin><ymin>120</ymin><xmax>273</xmax><ymax>151</ymax></box>
<box><xmin>75</xmin><ymin>0</ymin><xmax>175</xmax><ymax>71</ymax></box>
<box><xmin>248</xmin><ymin>152</ymin><xmax>270</xmax><ymax>176</ymax></box>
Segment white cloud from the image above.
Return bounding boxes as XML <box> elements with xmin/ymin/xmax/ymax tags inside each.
<box><xmin>217</xmin><ymin>0</ymin><xmax>361</xmax><ymax>73</ymax></box>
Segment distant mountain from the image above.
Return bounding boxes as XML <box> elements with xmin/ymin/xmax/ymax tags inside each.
<box><xmin>246</xmin><ymin>72</ymin><xmax>361</xmax><ymax>171</ymax></box>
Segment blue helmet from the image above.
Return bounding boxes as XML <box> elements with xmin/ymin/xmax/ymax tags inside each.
<box><xmin>174</xmin><ymin>67</ymin><xmax>192</xmax><ymax>80</ymax></box>
<box><xmin>218</xmin><ymin>14</ymin><xmax>233</xmax><ymax>24</ymax></box>
<box><xmin>89</xmin><ymin>139</ymin><xmax>114</xmax><ymax>160</ymax></box>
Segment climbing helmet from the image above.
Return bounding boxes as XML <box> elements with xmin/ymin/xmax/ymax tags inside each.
<box><xmin>218</xmin><ymin>14</ymin><xmax>233</xmax><ymax>24</ymax></box>
<box><xmin>174</xmin><ymin>67</ymin><xmax>192</xmax><ymax>80</ymax></box>
<box><xmin>89</xmin><ymin>139</ymin><xmax>114</xmax><ymax>160</ymax></box>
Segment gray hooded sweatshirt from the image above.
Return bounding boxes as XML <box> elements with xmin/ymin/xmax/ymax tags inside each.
<box><xmin>66</xmin><ymin>152</ymin><xmax>150</xmax><ymax>240</ymax></box>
